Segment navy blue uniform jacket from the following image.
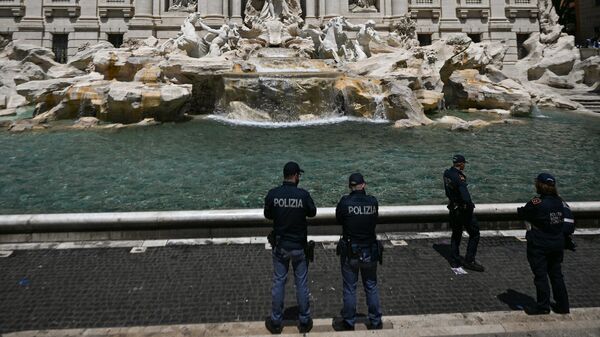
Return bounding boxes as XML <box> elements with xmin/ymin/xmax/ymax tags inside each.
<box><xmin>336</xmin><ymin>190</ymin><xmax>379</xmax><ymax>245</ymax></box>
<box><xmin>443</xmin><ymin>166</ymin><xmax>473</xmax><ymax>206</ymax></box>
<box><xmin>264</xmin><ymin>181</ymin><xmax>317</xmax><ymax>250</ymax></box>
<box><xmin>517</xmin><ymin>194</ymin><xmax>575</xmax><ymax>250</ymax></box>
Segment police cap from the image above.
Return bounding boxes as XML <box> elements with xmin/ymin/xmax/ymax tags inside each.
<box><xmin>283</xmin><ymin>161</ymin><xmax>304</xmax><ymax>176</ymax></box>
<box><xmin>452</xmin><ymin>154</ymin><xmax>468</xmax><ymax>164</ymax></box>
<box><xmin>536</xmin><ymin>172</ymin><xmax>556</xmax><ymax>186</ymax></box>
<box><xmin>349</xmin><ymin>173</ymin><xmax>366</xmax><ymax>186</ymax></box>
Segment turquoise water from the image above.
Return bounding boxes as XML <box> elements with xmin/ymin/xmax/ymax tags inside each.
<box><xmin>0</xmin><ymin>110</ymin><xmax>599</xmax><ymax>214</ymax></box>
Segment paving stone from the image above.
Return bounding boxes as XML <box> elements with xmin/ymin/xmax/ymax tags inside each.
<box><xmin>0</xmin><ymin>236</ymin><xmax>598</xmax><ymax>333</ymax></box>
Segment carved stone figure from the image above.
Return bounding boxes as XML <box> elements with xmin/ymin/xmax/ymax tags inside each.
<box><xmin>538</xmin><ymin>0</ymin><xmax>562</xmax><ymax>44</ymax></box>
<box><xmin>197</xmin><ymin>21</ymin><xmax>241</xmax><ymax>57</ymax></box>
<box><xmin>244</xmin><ymin>0</ymin><xmax>303</xmax><ymax>27</ymax></box>
<box><xmin>387</xmin><ymin>15</ymin><xmax>419</xmax><ymax>50</ymax></box>
<box><xmin>349</xmin><ymin>0</ymin><xmax>377</xmax><ymax>13</ymax></box>
<box><xmin>316</xmin><ymin>17</ymin><xmax>383</xmax><ymax>62</ymax></box>
<box><xmin>168</xmin><ymin>0</ymin><xmax>197</xmax><ymax>13</ymax></box>
<box><xmin>242</xmin><ymin>0</ymin><xmax>304</xmax><ymax>47</ymax></box>
<box><xmin>173</xmin><ymin>13</ymin><xmax>203</xmax><ymax>57</ymax></box>
<box><xmin>342</xmin><ymin>19</ymin><xmax>382</xmax><ymax>60</ymax></box>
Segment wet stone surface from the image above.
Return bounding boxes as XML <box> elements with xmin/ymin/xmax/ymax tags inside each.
<box><xmin>0</xmin><ymin>236</ymin><xmax>599</xmax><ymax>333</ymax></box>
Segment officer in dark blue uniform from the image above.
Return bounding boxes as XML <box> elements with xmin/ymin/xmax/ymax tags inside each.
<box><xmin>333</xmin><ymin>173</ymin><xmax>382</xmax><ymax>331</ymax></box>
<box><xmin>518</xmin><ymin>173</ymin><xmax>575</xmax><ymax>315</ymax></box>
<box><xmin>443</xmin><ymin>154</ymin><xmax>484</xmax><ymax>272</ymax></box>
<box><xmin>264</xmin><ymin>161</ymin><xmax>317</xmax><ymax>334</ymax></box>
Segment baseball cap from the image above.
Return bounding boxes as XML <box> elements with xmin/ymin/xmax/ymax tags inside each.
<box><xmin>536</xmin><ymin>172</ymin><xmax>556</xmax><ymax>186</ymax></box>
<box><xmin>283</xmin><ymin>161</ymin><xmax>304</xmax><ymax>176</ymax></box>
<box><xmin>349</xmin><ymin>173</ymin><xmax>366</xmax><ymax>186</ymax></box>
<box><xmin>452</xmin><ymin>154</ymin><xmax>467</xmax><ymax>164</ymax></box>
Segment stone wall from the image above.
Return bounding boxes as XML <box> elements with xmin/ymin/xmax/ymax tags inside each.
<box><xmin>0</xmin><ymin>0</ymin><xmax>540</xmax><ymax>64</ymax></box>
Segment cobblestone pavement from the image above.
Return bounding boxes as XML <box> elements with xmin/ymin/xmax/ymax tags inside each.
<box><xmin>1</xmin><ymin>235</ymin><xmax>599</xmax><ymax>334</ymax></box>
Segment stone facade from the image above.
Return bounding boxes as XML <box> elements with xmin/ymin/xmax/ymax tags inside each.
<box><xmin>0</xmin><ymin>0</ymin><xmax>541</xmax><ymax>64</ymax></box>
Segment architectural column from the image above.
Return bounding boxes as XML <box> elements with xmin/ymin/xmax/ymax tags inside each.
<box><xmin>305</xmin><ymin>0</ymin><xmax>318</xmax><ymax>25</ymax></box>
<box><xmin>15</xmin><ymin>0</ymin><xmax>45</xmax><ymax>45</ymax></box>
<box><xmin>134</xmin><ymin>0</ymin><xmax>154</xmax><ymax>18</ymax></box>
<box><xmin>199</xmin><ymin>0</ymin><xmax>226</xmax><ymax>25</ymax></box>
<box><xmin>230</xmin><ymin>0</ymin><xmax>243</xmax><ymax>24</ymax></box>
<box><xmin>72</xmin><ymin>0</ymin><xmax>100</xmax><ymax>56</ymax></box>
<box><xmin>128</xmin><ymin>0</ymin><xmax>155</xmax><ymax>40</ymax></box>
<box><xmin>439</xmin><ymin>0</ymin><xmax>461</xmax><ymax>36</ymax></box>
<box><xmin>390</xmin><ymin>0</ymin><xmax>407</xmax><ymax>18</ymax></box>
<box><xmin>323</xmin><ymin>0</ymin><xmax>341</xmax><ymax>19</ymax></box>
<box><xmin>489</xmin><ymin>0</ymin><xmax>516</xmax><ymax>63</ymax></box>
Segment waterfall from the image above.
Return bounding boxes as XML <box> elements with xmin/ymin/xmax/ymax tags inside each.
<box><xmin>373</xmin><ymin>94</ymin><xmax>386</xmax><ymax>120</ymax></box>
<box><xmin>531</xmin><ymin>104</ymin><xmax>548</xmax><ymax>118</ymax></box>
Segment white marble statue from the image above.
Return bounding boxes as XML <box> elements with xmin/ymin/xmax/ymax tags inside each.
<box><xmin>171</xmin><ymin>12</ymin><xmax>203</xmax><ymax>57</ymax></box>
<box><xmin>168</xmin><ymin>0</ymin><xmax>197</xmax><ymax>12</ymax></box>
<box><xmin>387</xmin><ymin>15</ymin><xmax>419</xmax><ymax>50</ymax></box>
<box><xmin>349</xmin><ymin>0</ymin><xmax>377</xmax><ymax>13</ymax></box>
<box><xmin>244</xmin><ymin>0</ymin><xmax>303</xmax><ymax>27</ymax></box>
<box><xmin>538</xmin><ymin>0</ymin><xmax>563</xmax><ymax>44</ymax></box>
<box><xmin>197</xmin><ymin>21</ymin><xmax>241</xmax><ymax>57</ymax></box>
<box><xmin>160</xmin><ymin>13</ymin><xmax>241</xmax><ymax>58</ymax></box>
<box><xmin>342</xmin><ymin>19</ymin><xmax>382</xmax><ymax>59</ymax></box>
<box><xmin>319</xmin><ymin>17</ymin><xmax>383</xmax><ymax>62</ymax></box>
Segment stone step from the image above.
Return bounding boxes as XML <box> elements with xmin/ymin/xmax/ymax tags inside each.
<box><xmin>569</xmin><ymin>97</ymin><xmax>600</xmax><ymax>102</ymax></box>
<box><xmin>5</xmin><ymin>308</ymin><xmax>600</xmax><ymax>337</ymax></box>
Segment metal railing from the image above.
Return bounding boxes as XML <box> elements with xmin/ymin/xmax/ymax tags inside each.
<box><xmin>0</xmin><ymin>202</ymin><xmax>598</xmax><ymax>234</ymax></box>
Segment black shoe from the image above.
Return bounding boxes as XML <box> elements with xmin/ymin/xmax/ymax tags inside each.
<box><xmin>367</xmin><ymin>322</ymin><xmax>383</xmax><ymax>330</ymax></box>
<box><xmin>525</xmin><ymin>306</ymin><xmax>550</xmax><ymax>315</ymax></box>
<box><xmin>298</xmin><ymin>318</ymin><xmax>313</xmax><ymax>333</ymax></box>
<box><xmin>551</xmin><ymin>303</ymin><xmax>570</xmax><ymax>314</ymax></box>
<box><xmin>463</xmin><ymin>260</ymin><xmax>485</xmax><ymax>272</ymax></box>
<box><xmin>265</xmin><ymin>318</ymin><xmax>283</xmax><ymax>334</ymax></box>
<box><xmin>332</xmin><ymin>318</ymin><xmax>354</xmax><ymax>331</ymax></box>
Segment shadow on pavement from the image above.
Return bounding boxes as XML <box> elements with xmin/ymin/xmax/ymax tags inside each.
<box><xmin>497</xmin><ymin>289</ymin><xmax>536</xmax><ymax>311</ymax></box>
<box><xmin>432</xmin><ymin>243</ymin><xmax>454</xmax><ymax>267</ymax></box>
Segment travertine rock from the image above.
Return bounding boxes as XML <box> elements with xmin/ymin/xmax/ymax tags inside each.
<box><xmin>382</xmin><ymin>79</ymin><xmax>432</xmax><ymax>124</ymax></box>
<box><xmin>68</xmin><ymin>41</ymin><xmax>115</xmax><ymax>71</ymax></box>
<box><xmin>105</xmin><ymin>82</ymin><xmax>192</xmax><ymax>123</ymax></box>
<box><xmin>443</xmin><ymin>69</ymin><xmax>533</xmax><ymax>116</ymax></box>
<box><xmin>414</xmin><ymin>89</ymin><xmax>444</xmax><ymax>112</ymax></box>
<box><xmin>72</xmin><ymin>117</ymin><xmax>101</xmax><ymax>129</ymax></box>
<box><xmin>536</xmin><ymin>70</ymin><xmax>574</xmax><ymax>89</ymax></box>
<box><xmin>158</xmin><ymin>54</ymin><xmax>234</xmax><ymax>83</ymax></box>
<box><xmin>16</xmin><ymin>72</ymin><xmax>104</xmax><ymax>106</ymax></box>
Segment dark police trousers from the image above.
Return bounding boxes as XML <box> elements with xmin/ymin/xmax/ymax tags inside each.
<box><xmin>270</xmin><ymin>246</ymin><xmax>311</xmax><ymax>326</ymax></box>
<box><xmin>449</xmin><ymin>207</ymin><xmax>480</xmax><ymax>263</ymax></box>
<box><xmin>527</xmin><ymin>242</ymin><xmax>569</xmax><ymax>312</ymax></box>
<box><xmin>341</xmin><ymin>244</ymin><xmax>382</xmax><ymax>327</ymax></box>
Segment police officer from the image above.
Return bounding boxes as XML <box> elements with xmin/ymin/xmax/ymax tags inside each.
<box><xmin>517</xmin><ymin>173</ymin><xmax>575</xmax><ymax>315</ymax></box>
<box><xmin>443</xmin><ymin>155</ymin><xmax>484</xmax><ymax>272</ymax></box>
<box><xmin>333</xmin><ymin>173</ymin><xmax>382</xmax><ymax>331</ymax></box>
<box><xmin>264</xmin><ymin>161</ymin><xmax>317</xmax><ymax>334</ymax></box>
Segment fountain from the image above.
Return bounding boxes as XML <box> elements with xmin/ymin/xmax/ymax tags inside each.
<box><xmin>1</xmin><ymin>0</ymin><xmax>598</xmax><ymax>132</ymax></box>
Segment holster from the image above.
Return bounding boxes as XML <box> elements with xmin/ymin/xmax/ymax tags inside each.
<box><xmin>304</xmin><ymin>240</ymin><xmax>315</xmax><ymax>267</ymax></box>
<box><xmin>564</xmin><ymin>234</ymin><xmax>577</xmax><ymax>252</ymax></box>
<box><xmin>267</xmin><ymin>230</ymin><xmax>277</xmax><ymax>249</ymax></box>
